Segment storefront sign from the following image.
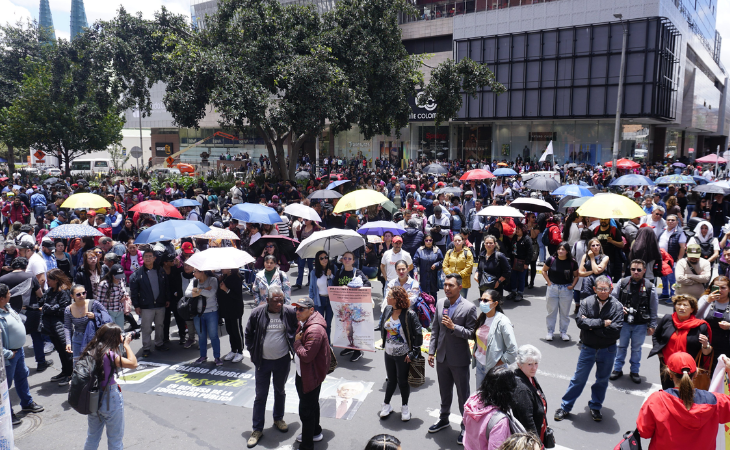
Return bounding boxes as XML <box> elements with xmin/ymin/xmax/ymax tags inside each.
<box><xmin>529</xmin><ymin>132</ymin><xmax>557</xmax><ymax>142</ymax></box>
<box><xmin>408</xmin><ymin>91</ymin><xmax>438</xmax><ymax>121</ymax></box>
<box><xmin>348</xmin><ymin>142</ymin><xmax>370</xmax><ymax>149</ymax></box>
<box><xmin>155</xmin><ymin>142</ymin><xmax>174</xmax><ymax>157</ymax></box>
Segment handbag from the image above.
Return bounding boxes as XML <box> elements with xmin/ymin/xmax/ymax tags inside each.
<box><xmin>404</xmin><ymin>311</ymin><xmax>425</xmax><ymax>387</ymax></box>
<box><xmin>218</xmin><ymin>320</ymin><xmax>228</xmax><ymax>337</ymax></box>
<box><xmin>543</xmin><ymin>426</ymin><xmax>556</xmax><ymax>448</ymax></box>
<box><xmin>694</xmin><ymin>349</ymin><xmax>713</xmax><ymax>390</ymax></box>
<box><xmin>479</xmin><ymin>271</ymin><xmax>497</xmax><ymax>290</ymax></box>
<box><xmin>512</xmin><ymin>258</ymin><xmax>526</xmax><ymax>272</ymax></box>
<box><xmin>614</xmin><ymin>429</ymin><xmax>642</xmax><ymax>450</ymax></box>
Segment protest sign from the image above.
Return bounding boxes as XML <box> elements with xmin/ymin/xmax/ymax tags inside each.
<box><xmin>328</xmin><ymin>286</ymin><xmax>375</xmax><ymax>352</ymax></box>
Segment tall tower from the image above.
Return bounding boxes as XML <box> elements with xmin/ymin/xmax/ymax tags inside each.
<box><xmin>69</xmin><ymin>0</ymin><xmax>87</xmax><ymax>41</ymax></box>
<box><xmin>38</xmin><ymin>0</ymin><xmax>56</xmax><ymax>41</ymax></box>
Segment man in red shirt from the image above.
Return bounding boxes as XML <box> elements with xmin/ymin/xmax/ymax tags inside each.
<box><xmin>1</xmin><ymin>196</ymin><xmax>30</xmax><ymax>225</ymax></box>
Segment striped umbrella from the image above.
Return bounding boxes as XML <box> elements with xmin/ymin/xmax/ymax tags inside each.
<box><xmin>47</xmin><ymin>224</ymin><xmax>104</xmax><ymax>239</ymax></box>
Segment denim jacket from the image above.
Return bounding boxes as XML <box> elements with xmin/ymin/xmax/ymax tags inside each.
<box><xmin>308</xmin><ymin>270</ymin><xmax>334</xmax><ymax>307</ymax></box>
<box><xmin>471</xmin><ymin>312</ymin><xmax>518</xmax><ymax>371</ymax></box>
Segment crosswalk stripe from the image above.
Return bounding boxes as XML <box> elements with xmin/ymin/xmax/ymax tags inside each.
<box><xmin>537</xmin><ymin>369</ymin><xmax>662</xmax><ymax>400</ymax></box>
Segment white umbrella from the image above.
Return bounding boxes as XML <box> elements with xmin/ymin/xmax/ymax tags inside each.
<box><xmin>295</xmin><ymin>228</ymin><xmax>366</xmax><ymax>259</ymax></box>
<box><xmin>185</xmin><ymin>247</ymin><xmax>255</xmax><ymax>271</ymax></box>
<box><xmin>510</xmin><ymin>197</ymin><xmax>555</xmax><ymax>213</ymax></box>
<box><xmin>477</xmin><ymin>205</ymin><xmax>525</xmax><ymax>218</ymax></box>
<box><xmin>284</xmin><ymin>203</ymin><xmax>322</xmax><ymax>222</ymax></box>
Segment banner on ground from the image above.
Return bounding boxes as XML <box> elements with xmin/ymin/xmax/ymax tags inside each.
<box><xmin>328</xmin><ymin>286</ymin><xmax>375</xmax><ymax>352</ymax></box>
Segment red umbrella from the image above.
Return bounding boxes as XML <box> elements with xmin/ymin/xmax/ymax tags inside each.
<box><xmin>129</xmin><ymin>200</ymin><xmax>183</xmax><ymax>218</ymax></box>
<box><xmin>696</xmin><ymin>153</ymin><xmax>727</xmax><ymax>163</ymax></box>
<box><xmin>604</xmin><ymin>158</ymin><xmax>640</xmax><ymax>169</ymax></box>
<box><xmin>459</xmin><ymin>169</ymin><xmax>495</xmax><ymax>181</ymax></box>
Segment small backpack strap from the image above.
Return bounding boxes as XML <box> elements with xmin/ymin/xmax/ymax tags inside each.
<box><xmin>486</xmin><ymin>410</ymin><xmax>506</xmax><ymax>435</ymax></box>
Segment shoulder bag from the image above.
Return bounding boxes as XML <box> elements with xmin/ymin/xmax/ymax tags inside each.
<box><xmin>693</xmin><ymin>349</ymin><xmax>713</xmax><ymax>390</ymax></box>
<box><xmin>404</xmin><ymin>311</ymin><xmax>425</xmax><ymax>387</ymax></box>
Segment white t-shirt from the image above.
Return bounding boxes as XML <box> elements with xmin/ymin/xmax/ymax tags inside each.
<box><xmin>26</xmin><ymin>252</ymin><xmax>47</xmax><ymax>278</ymax></box>
<box><xmin>658</xmin><ymin>227</ymin><xmax>687</xmax><ymax>251</ymax></box>
<box><xmin>640</xmin><ymin>215</ymin><xmax>666</xmax><ymax>238</ymax></box>
<box><xmin>381</xmin><ymin>249</ymin><xmax>412</xmax><ymax>281</ymax></box>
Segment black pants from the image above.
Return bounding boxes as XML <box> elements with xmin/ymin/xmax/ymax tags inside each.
<box><xmin>163</xmin><ymin>301</ymin><xmax>187</xmax><ymax>342</ymax></box>
<box><xmin>49</xmin><ymin>333</ymin><xmax>73</xmax><ymax>376</ymax></box>
<box><xmin>221</xmin><ymin>310</ymin><xmax>244</xmax><ymax>353</ymax></box>
<box><xmin>528</xmin><ymin>260</ymin><xmax>537</xmax><ymax>286</ymax></box>
<box><xmin>469</xmin><ymin>231</ymin><xmax>483</xmax><ymax>256</ymax></box>
<box><xmin>384</xmin><ymin>352</ymin><xmax>410</xmax><ymax>405</ymax></box>
<box><xmin>296</xmin><ymin>375</ymin><xmax>322</xmax><ymax>450</ymax></box>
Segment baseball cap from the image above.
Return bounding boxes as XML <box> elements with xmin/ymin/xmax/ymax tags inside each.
<box><xmin>292</xmin><ymin>298</ymin><xmax>314</xmax><ymax>308</ymax></box>
<box><xmin>465</xmin><ymin>191</ymin><xmax>474</xmax><ymax>196</ymax></box>
<box><xmin>17</xmin><ymin>241</ymin><xmax>34</xmax><ymax>249</ymax></box>
<box><xmin>41</xmin><ymin>240</ymin><xmax>54</xmax><ymax>248</ymax></box>
<box><xmin>110</xmin><ymin>264</ymin><xmax>125</xmax><ymax>279</ymax></box>
<box><xmin>392</xmin><ymin>236</ymin><xmax>403</xmax><ymax>243</ymax></box>
<box><xmin>181</xmin><ymin>242</ymin><xmax>195</xmax><ymax>254</ymax></box>
<box><xmin>87</xmin><ymin>210</ymin><xmax>97</xmax><ymax>217</ymax></box>
<box><xmin>665</xmin><ymin>352</ymin><xmax>696</xmax><ymax>375</ymax></box>
<box><xmin>686</xmin><ymin>243</ymin><xmax>702</xmax><ymax>257</ymax></box>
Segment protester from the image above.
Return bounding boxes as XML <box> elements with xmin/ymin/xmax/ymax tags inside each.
<box><xmin>463</xmin><ymin>365</ymin><xmax>516</xmax><ymax>450</ymax></box>
<box><xmin>413</xmin><ymin>235</ymin><xmax>443</xmax><ymax>300</ymax></box>
<box><xmin>475</xmin><ymin>234</ymin><xmax>511</xmax><ymax>297</ymax></box>
<box><xmin>251</xmin><ymin>254</ymin><xmax>292</xmax><ymax>307</ymax></box>
<box><xmin>443</xmin><ymin>234</ymin><xmax>474</xmax><ymax>299</ymax></box>
<box><xmin>511</xmin><ymin>345</ymin><xmax>548</xmax><ymax>445</ymax></box>
<box><xmin>472</xmin><ymin>289</ymin><xmax>517</xmax><ymax>387</ymax></box>
<box><xmin>542</xmin><ymin>242</ymin><xmax>579</xmax><ymax>341</ymax></box>
<box><xmin>40</xmin><ymin>268</ymin><xmax>74</xmax><ymax>385</ymax></box>
<box><xmin>129</xmin><ymin>249</ymin><xmax>169</xmax><ymax>358</ymax></box>
<box><xmin>185</xmin><ymin>267</ymin><xmax>221</xmax><ymax>365</ymax></box>
<box><xmin>218</xmin><ymin>268</ymin><xmax>244</xmax><ymax>362</ymax></box>
<box><xmin>64</xmin><ymin>284</ymin><xmax>109</xmax><ymax>365</ymax></box>
<box><xmin>696</xmin><ymin>276</ymin><xmax>730</xmax><ymax>372</ymax></box>
<box><xmin>674</xmin><ymin>243</ymin><xmax>712</xmax><ymax>299</ymax></box>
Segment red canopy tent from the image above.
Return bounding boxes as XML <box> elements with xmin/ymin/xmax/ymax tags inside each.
<box><xmin>604</xmin><ymin>158</ymin><xmax>640</xmax><ymax>169</ymax></box>
<box><xmin>459</xmin><ymin>169</ymin><xmax>495</xmax><ymax>181</ymax></box>
<box><xmin>695</xmin><ymin>153</ymin><xmax>727</xmax><ymax>164</ymax></box>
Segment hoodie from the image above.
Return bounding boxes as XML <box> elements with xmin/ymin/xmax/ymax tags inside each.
<box><xmin>637</xmin><ymin>388</ymin><xmax>730</xmax><ymax>450</ymax></box>
<box><xmin>462</xmin><ymin>392</ymin><xmax>511</xmax><ymax>450</ymax></box>
<box><xmin>293</xmin><ymin>311</ymin><xmax>330</xmax><ymax>394</ymax></box>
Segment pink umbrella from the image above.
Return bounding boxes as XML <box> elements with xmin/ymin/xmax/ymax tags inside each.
<box><xmin>696</xmin><ymin>153</ymin><xmax>727</xmax><ymax>163</ymax></box>
<box><xmin>129</xmin><ymin>200</ymin><xmax>183</xmax><ymax>218</ymax></box>
<box><xmin>459</xmin><ymin>169</ymin><xmax>495</xmax><ymax>180</ymax></box>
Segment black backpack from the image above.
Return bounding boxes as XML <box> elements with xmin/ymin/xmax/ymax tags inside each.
<box><xmin>68</xmin><ymin>353</ymin><xmax>111</xmax><ymax>415</ymax></box>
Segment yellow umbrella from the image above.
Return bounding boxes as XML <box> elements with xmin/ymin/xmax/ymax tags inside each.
<box><xmin>333</xmin><ymin>189</ymin><xmax>389</xmax><ymax>213</ymax></box>
<box><xmin>576</xmin><ymin>193</ymin><xmax>645</xmax><ymax>219</ymax></box>
<box><xmin>61</xmin><ymin>193</ymin><xmax>112</xmax><ymax>210</ymax></box>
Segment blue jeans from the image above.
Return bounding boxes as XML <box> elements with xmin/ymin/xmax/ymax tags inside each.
<box><xmin>560</xmin><ymin>344</ymin><xmax>617</xmax><ymax>412</ymax></box>
<box><xmin>296</xmin><ymin>257</ymin><xmax>313</xmax><ymax>286</ymax></box>
<box><xmin>613</xmin><ymin>323</ymin><xmax>647</xmax><ymax>374</ymax></box>
<box><xmin>72</xmin><ymin>331</ymin><xmax>85</xmax><ymax>366</ymax></box>
<box><xmin>252</xmin><ymin>355</ymin><xmax>290</xmax><ymax>431</ymax></box>
<box><xmin>194</xmin><ymin>311</ymin><xmax>220</xmax><ymax>359</ymax></box>
<box><xmin>538</xmin><ymin>230</ymin><xmax>546</xmax><ymax>262</ymax></box>
<box><xmin>6</xmin><ymin>348</ymin><xmax>33</xmax><ymax>409</ymax></box>
<box><xmin>661</xmin><ymin>272</ymin><xmax>676</xmax><ymax>298</ymax></box>
<box><xmin>84</xmin><ymin>385</ymin><xmax>124</xmax><ymax>450</ymax></box>
<box><xmin>460</xmin><ymin>287</ymin><xmax>469</xmax><ymax>299</ymax></box>
<box><xmin>475</xmin><ymin>360</ymin><xmax>488</xmax><ymax>388</ymax></box>
<box><xmin>546</xmin><ymin>284</ymin><xmax>573</xmax><ymax>334</ymax></box>
<box><xmin>510</xmin><ymin>269</ymin><xmax>526</xmax><ymax>294</ymax></box>
<box><xmin>315</xmin><ymin>295</ymin><xmax>333</xmax><ymax>341</ymax></box>
<box><xmin>108</xmin><ymin>310</ymin><xmax>125</xmax><ymax>329</ymax></box>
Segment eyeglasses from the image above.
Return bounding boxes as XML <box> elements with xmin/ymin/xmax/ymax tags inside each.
<box><xmin>265</xmin><ymin>245</ymin><xmax>274</xmax><ymax>249</ymax></box>
<box><xmin>630</xmin><ymin>268</ymin><xmax>644</xmax><ymax>272</ymax></box>
<box><xmin>75</xmin><ymin>291</ymin><xmax>87</xmax><ymax>297</ymax></box>
<box><xmin>270</xmin><ymin>297</ymin><xmax>284</xmax><ymax>304</ymax></box>
<box><xmin>342</xmin><ymin>256</ymin><xmax>353</xmax><ymax>260</ymax></box>
<box><xmin>319</xmin><ymin>256</ymin><xmax>329</xmax><ymax>260</ymax></box>
<box><xmin>424</xmin><ymin>239</ymin><xmax>433</xmax><ymax>242</ymax></box>
<box><xmin>295</xmin><ymin>306</ymin><xmax>309</xmax><ymax>312</ymax></box>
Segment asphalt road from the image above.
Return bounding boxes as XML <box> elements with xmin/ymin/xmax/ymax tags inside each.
<box><xmin>11</xmin><ymin>264</ymin><xmax>669</xmax><ymax>450</ymax></box>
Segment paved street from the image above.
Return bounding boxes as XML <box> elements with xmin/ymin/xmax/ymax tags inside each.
<box><xmin>12</xmin><ymin>265</ymin><xmax>667</xmax><ymax>450</ymax></box>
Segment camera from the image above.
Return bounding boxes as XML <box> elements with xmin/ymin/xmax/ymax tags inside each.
<box><xmin>124</xmin><ymin>330</ymin><xmax>141</xmax><ymax>341</ymax></box>
<box><xmin>626</xmin><ymin>307</ymin><xmax>636</xmax><ymax>324</ymax></box>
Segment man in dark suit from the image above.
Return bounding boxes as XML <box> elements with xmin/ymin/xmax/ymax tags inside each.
<box><xmin>319</xmin><ymin>381</ymin><xmax>364</xmax><ymax>420</ymax></box>
<box><xmin>427</xmin><ymin>273</ymin><xmax>478</xmax><ymax>445</ymax></box>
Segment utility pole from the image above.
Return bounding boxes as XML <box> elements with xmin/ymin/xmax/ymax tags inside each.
<box><xmin>611</xmin><ymin>14</ymin><xmax>628</xmax><ymax>177</ymax></box>
<box><xmin>138</xmin><ymin>103</ymin><xmax>143</xmax><ymax>176</ymax></box>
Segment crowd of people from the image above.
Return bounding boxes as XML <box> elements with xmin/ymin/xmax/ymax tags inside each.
<box><xmin>3</xmin><ymin>155</ymin><xmax>730</xmax><ymax>449</ymax></box>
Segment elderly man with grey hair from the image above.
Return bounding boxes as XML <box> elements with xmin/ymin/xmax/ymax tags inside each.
<box><xmin>640</xmin><ymin>205</ymin><xmax>667</xmax><ymax>239</ymax></box>
<box><xmin>0</xmin><ymin>241</ymin><xmax>18</xmax><ymax>276</ymax></box>
<box><xmin>511</xmin><ymin>345</ymin><xmax>549</xmax><ymax>445</ymax></box>
<box><xmin>243</xmin><ymin>284</ymin><xmax>298</xmax><ymax>448</ymax></box>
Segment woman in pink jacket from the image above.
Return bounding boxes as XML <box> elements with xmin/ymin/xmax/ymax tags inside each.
<box><xmin>120</xmin><ymin>240</ymin><xmax>143</xmax><ymax>282</ymax></box>
<box><xmin>463</xmin><ymin>365</ymin><xmax>515</xmax><ymax>450</ymax></box>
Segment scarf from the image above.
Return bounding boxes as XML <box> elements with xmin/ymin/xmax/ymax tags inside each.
<box><xmin>692</xmin><ymin>220</ymin><xmax>714</xmax><ymax>244</ymax></box>
<box><xmin>663</xmin><ymin>313</ymin><xmax>710</xmax><ymax>359</ymax></box>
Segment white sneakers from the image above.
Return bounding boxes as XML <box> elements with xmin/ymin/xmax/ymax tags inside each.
<box><xmin>222</xmin><ymin>351</ymin><xmax>236</xmax><ymax>361</ymax></box>
<box><xmin>561</xmin><ymin>333</ymin><xmax>570</xmax><ymax>341</ymax></box>
<box><xmin>296</xmin><ymin>433</ymin><xmax>323</xmax><ymax>442</ymax></box>
<box><xmin>379</xmin><ymin>403</ymin><xmax>392</xmax><ymax>418</ymax></box>
<box><xmin>401</xmin><ymin>405</ymin><xmax>411</xmax><ymax>421</ymax></box>
<box><xmin>232</xmin><ymin>353</ymin><xmax>244</xmax><ymax>363</ymax></box>
<box><xmin>546</xmin><ymin>333</ymin><xmax>554</xmax><ymax>341</ymax></box>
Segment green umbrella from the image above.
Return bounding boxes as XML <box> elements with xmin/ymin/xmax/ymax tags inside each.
<box><xmin>381</xmin><ymin>201</ymin><xmax>398</xmax><ymax>215</ymax></box>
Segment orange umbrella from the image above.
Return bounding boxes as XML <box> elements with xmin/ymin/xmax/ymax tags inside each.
<box><xmin>604</xmin><ymin>158</ymin><xmax>640</xmax><ymax>169</ymax></box>
<box><xmin>497</xmin><ymin>162</ymin><xmax>509</xmax><ymax>167</ymax></box>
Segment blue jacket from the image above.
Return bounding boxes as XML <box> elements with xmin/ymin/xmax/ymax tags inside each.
<box><xmin>82</xmin><ymin>300</ymin><xmax>112</xmax><ymax>349</ymax></box>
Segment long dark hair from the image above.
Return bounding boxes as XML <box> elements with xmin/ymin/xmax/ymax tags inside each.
<box><xmin>554</xmin><ymin>241</ymin><xmax>573</xmax><ymax>260</ymax></box>
<box><xmin>80</xmin><ymin>323</ymin><xmax>123</xmax><ymax>382</ymax></box>
<box><xmin>629</xmin><ymin>226</ymin><xmax>661</xmax><ymax>266</ymax></box>
<box><xmin>263</xmin><ymin>241</ymin><xmax>283</xmax><ymax>264</ymax></box>
<box><xmin>46</xmin><ymin>268</ymin><xmax>71</xmax><ymax>292</ymax></box>
<box><xmin>483</xmin><ymin>289</ymin><xmax>504</xmax><ymax>314</ymax></box>
<box><xmin>562</xmin><ymin>212</ymin><xmax>579</xmax><ymax>242</ymax></box>
<box><xmin>478</xmin><ymin>365</ymin><xmax>516</xmax><ymax>412</ymax></box>
<box><xmin>314</xmin><ymin>250</ymin><xmax>331</xmax><ymax>278</ymax></box>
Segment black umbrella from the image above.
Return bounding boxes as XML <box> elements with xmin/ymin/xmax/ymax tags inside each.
<box><xmin>525</xmin><ymin>177</ymin><xmax>561</xmax><ymax>191</ymax></box>
<box><xmin>423</xmin><ymin>163</ymin><xmax>448</xmax><ymax>175</ymax></box>
<box><xmin>308</xmin><ymin>189</ymin><xmax>342</xmax><ymax>200</ymax></box>
<box><xmin>249</xmin><ymin>235</ymin><xmax>300</xmax><ymax>262</ymax></box>
<box><xmin>691</xmin><ymin>183</ymin><xmax>730</xmax><ymax>195</ymax></box>
<box><xmin>43</xmin><ymin>177</ymin><xmax>59</xmax><ymax>185</ymax></box>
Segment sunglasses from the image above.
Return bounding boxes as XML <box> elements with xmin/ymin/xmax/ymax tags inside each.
<box><xmin>630</xmin><ymin>268</ymin><xmax>644</xmax><ymax>272</ymax></box>
<box><xmin>295</xmin><ymin>306</ymin><xmax>309</xmax><ymax>312</ymax></box>
<box><xmin>265</xmin><ymin>245</ymin><xmax>274</xmax><ymax>249</ymax></box>
<box><xmin>75</xmin><ymin>291</ymin><xmax>87</xmax><ymax>297</ymax></box>
<box><xmin>319</xmin><ymin>256</ymin><xmax>329</xmax><ymax>260</ymax></box>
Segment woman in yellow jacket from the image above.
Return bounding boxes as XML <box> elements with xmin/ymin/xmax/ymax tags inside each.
<box><xmin>443</xmin><ymin>234</ymin><xmax>475</xmax><ymax>299</ymax></box>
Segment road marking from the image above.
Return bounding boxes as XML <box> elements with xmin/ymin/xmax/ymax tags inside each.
<box><xmin>537</xmin><ymin>370</ymin><xmax>661</xmax><ymax>400</ymax></box>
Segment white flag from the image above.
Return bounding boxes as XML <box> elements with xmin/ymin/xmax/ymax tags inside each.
<box><xmin>539</xmin><ymin>141</ymin><xmax>554</xmax><ymax>162</ymax></box>
<box><xmin>709</xmin><ymin>355</ymin><xmax>730</xmax><ymax>448</ymax></box>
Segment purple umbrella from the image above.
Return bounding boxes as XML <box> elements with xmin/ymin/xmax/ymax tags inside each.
<box><xmin>672</xmin><ymin>162</ymin><xmax>686</xmax><ymax>168</ymax></box>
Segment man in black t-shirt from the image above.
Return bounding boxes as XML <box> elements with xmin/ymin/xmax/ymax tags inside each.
<box><xmin>592</xmin><ymin>219</ymin><xmax>625</xmax><ymax>282</ymax></box>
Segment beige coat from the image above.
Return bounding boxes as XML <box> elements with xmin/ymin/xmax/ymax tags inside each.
<box><xmin>674</xmin><ymin>258</ymin><xmax>712</xmax><ymax>300</ymax></box>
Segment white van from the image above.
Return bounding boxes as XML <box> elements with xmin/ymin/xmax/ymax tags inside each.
<box><xmin>70</xmin><ymin>159</ymin><xmax>112</xmax><ymax>176</ymax></box>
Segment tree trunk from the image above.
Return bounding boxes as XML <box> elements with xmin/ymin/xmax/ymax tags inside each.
<box><xmin>6</xmin><ymin>144</ymin><xmax>15</xmax><ymax>176</ymax></box>
<box><xmin>288</xmin><ymin>133</ymin><xmax>309</xmax><ymax>181</ymax></box>
<box><xmin>274</xmin><ymin>139</ymin><xmax>288</xmax><ymax>181</ymax></box>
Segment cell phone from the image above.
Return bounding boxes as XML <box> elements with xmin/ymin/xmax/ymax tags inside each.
<box><xmin>712</xmin><ymin>285</ymin><xmax>720</xmax><ymax>295</ymax></box>
<box><xmin>714</xmin><ymin>311</ymin><xmax>724</xmax><ymax>319</ymax></box>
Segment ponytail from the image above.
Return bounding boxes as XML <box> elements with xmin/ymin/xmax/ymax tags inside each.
<box><xmin>678</xmin><ymin>371</ymin><xmax>695</xmax><ymax>411</ymax></box>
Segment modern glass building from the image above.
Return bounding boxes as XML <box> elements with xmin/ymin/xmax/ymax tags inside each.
<box><xmin>70</xmin><ymin>0</ymin><xmax>88</xmax><ymax>40</ymax></box>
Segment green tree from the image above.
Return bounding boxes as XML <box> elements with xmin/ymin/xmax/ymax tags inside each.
<box><xmin>1</xmin><ymin>41</ymin><xmax>124</xmax><ymax>175</ymax></box>
<box><xmin>160</xmin><ymin>0</ymin><xmax>504</xmax><ymax>181</ymax></box>
<box><xmin>109</xmin><ymin>144</ymin><xmax>130</xmax><ymax>172</ymax></box>
<box><xmin>0</xmin><ymin>21</ymin><xmax>48</xmax><ymax>175</ymax></box>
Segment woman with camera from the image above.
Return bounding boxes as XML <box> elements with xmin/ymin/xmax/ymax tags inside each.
<box><xmin>81</xmin><ymin>323</ymin><xmax>138</xmax><ymax>450</ymax></box>
<box><xmin>696</xmin><ymin>275</ymin><xmax>730</xmax><ymax>373</ymax></box>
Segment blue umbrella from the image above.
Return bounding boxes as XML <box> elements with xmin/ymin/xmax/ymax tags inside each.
<box><xmin>551</xmin><ymin>185</ymin><xmax>594</xmax><ymax>197</ymax></box>
<box><xmin>327</xmin><ymin>180</ymin><xmax>350</xmax><ymax>190</ymax></box>
<box><xmin>229</xmin><ymin>203</ymin><xmax>280</xmax><ymax>224</ymax></box>
<box><xmin>578</xmin><ymin>180</ymin><xmax>589</xmax><ymax>186</ymax></box>
<box><xmin>693</xmin><ymin>176</ymin><xmax>710</xmax><ymax>185</ymax></box>
<box><xmin>47</xmin><ymin>224</ymin><xmax>104</xmax><ymax>239</ymax></box>
<box><xmin>655</xmin><ymin>175</ymin><xmax>696</xmax><ymax>185</ymax></box>
<box><xmin>170</xmin><ymin>198</ymin><xmax>201</xmax><ymax>207</ymax></box>
<box><xmin>357</xmin><ymin>221</ymin><xmax>406</xmax><ymax>236</ymax></box>
<box><xmin>135</xmin><ymin>220</ymin><xmax>210</xmax><ymax>244</ymax></box>
<box><xmin>609</xmin><ymin>174</ymin><xmax>655</xmax><ymax>186</ymax></box>
<box><xmin>492</xmin><ymin>168</ymin><xmax>517</xmax><ymax>177</ymax></box>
